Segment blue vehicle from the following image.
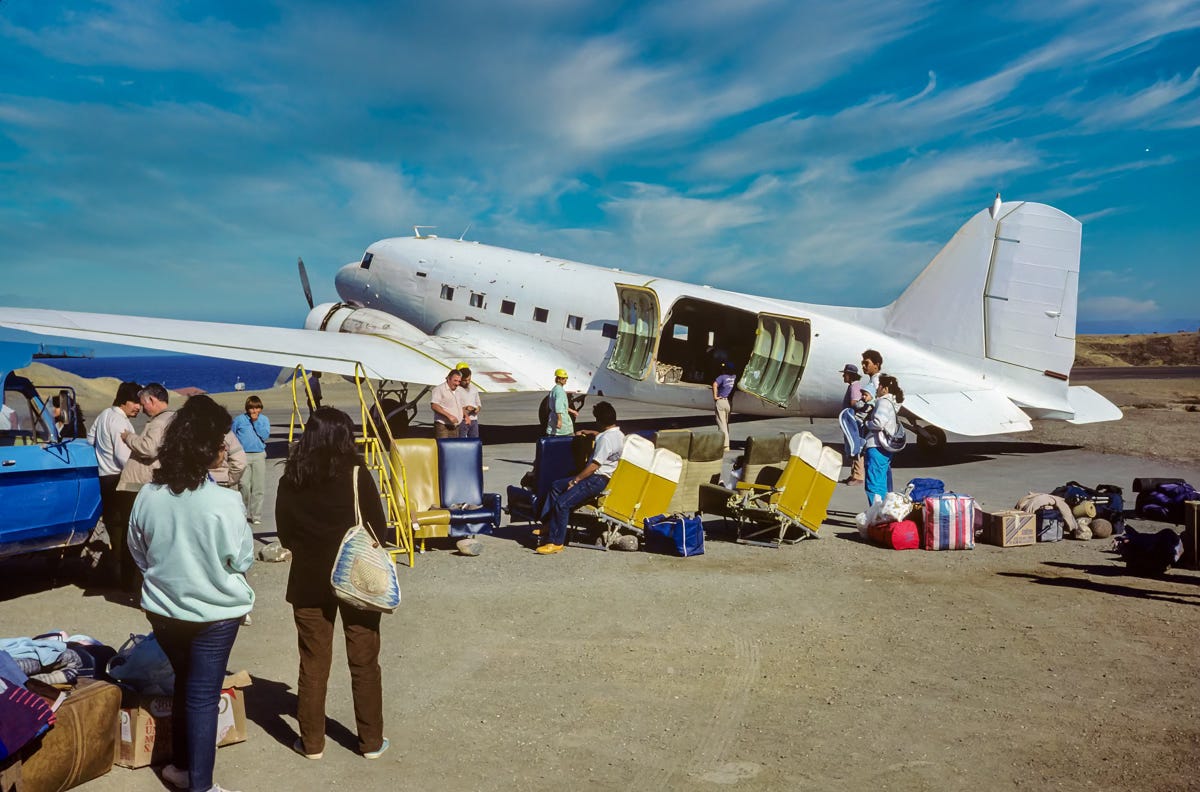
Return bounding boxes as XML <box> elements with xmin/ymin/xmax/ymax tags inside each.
<box><xmin>0</xmin><ymin>342</ymin><xmax>101</xmax><ymax>560</ymax></box>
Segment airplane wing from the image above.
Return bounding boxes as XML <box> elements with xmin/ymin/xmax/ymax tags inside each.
<box><xmin>902</xmin><ymin>389</ymin><xmax>1034</xmax><ymax>436</ymax></box>
<box><xmin>0</xmin><ymin>308</ymin><xmax>572</xmax><ymax>393</ymax></box>
<box><xmin>431</xmin><ymin>321</ymin><xmax>594</xmax><ymax>393</ymax></box>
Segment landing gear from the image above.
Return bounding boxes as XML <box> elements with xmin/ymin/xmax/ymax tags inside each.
<box><xmin>899</xmin><ymin>408</ymin><xmax>947</xmax><ymax>456</ymax></box>
<box><xmin>369</xmin><ymin>382</ymin><xmax>430</xmax><ymax>446</ymax></box>
<box><xmin>915</xmin><ymin>424</ymin><xmax>947</xmax><ymax>452</ymax></box>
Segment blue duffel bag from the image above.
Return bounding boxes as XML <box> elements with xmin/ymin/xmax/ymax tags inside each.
<box><xmin>643</xmin><ymin>514</ymin><xmax>705</xmax><ymax>557</ymax></box>
<box><xmin>905</xmin><ymin>477</ymin><xmax>945</xmax><ymax>504</ymax></box>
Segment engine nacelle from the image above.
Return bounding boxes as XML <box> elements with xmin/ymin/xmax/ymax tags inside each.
<box><xmin>304</xmin><ymin>303</ymin><xmax>429</xmax><ymax>344</ymax></box>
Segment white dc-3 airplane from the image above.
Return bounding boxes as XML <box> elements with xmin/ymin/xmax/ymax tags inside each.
<box><xmin>0</xmin><ymin>196</ymin><xmax>1121</xmax><ymax>449</ymax></box>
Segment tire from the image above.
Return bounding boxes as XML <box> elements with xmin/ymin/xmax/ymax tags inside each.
<box><xmin>916</xmin><ymin>425</ymin><xmax>947</xmax><ymax>451</ymax></box>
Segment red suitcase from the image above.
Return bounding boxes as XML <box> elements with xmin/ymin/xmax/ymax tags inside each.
<box><xmin>868</xmin><ymin>519</ymin><xmax>920</xmax><ymax>550</ymax></box>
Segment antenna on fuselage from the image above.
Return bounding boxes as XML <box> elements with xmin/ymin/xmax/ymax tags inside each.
<box><xmin>458</xmin><ymin>223</ymin><xmax>472</xmax><ymax>241</ymax></box>
<box><xmin>413</xmin><ymin>225</ymin><xmax>437</xmax><ymax>239</ymax></box>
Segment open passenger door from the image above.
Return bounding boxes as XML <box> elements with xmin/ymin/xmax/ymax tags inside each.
<box><xmin>739</xmin><ymin>313</ymin><xmax>810</xmax><ymax>407</ymax></box>
<box><xmin>607</xmin><ymin>285</ymin><xmax>660</xmax><ymax>380</ymax></box>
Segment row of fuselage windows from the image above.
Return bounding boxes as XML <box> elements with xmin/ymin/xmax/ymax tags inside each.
<box><xmin>439</xmin><ymin>283</ymin><xmax>614</xmax><ymax>337</ymax></box>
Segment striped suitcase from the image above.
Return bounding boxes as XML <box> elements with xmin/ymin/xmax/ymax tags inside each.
<box><xmin>922</xmin><ymin>494</ymin><xmax>976</xmax><ymax>550</ymax></box>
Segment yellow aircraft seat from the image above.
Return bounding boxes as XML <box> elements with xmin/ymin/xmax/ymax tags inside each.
<box><xmin>635</xmin><ymin>447</ymin><xmax>684</xmax><ymax>527</ymax></box>
<box><xmin>769</xmin><ymin>431</ymin><xmax>822</xmax><ymax>511</ymax></box>
<box><xmin>389</xmin><ymin>440</ymin><xmax>450</xmax><ymax>539</ymax></box>
<box><xmin>796</xmin><ymin>445</ymin><xmax>842</xmax><ymax>533</ymax></box>
<box><xmin>593</xmin><ymin>434</ymin><xmax>654</xmax><ymax>525</ymax></box>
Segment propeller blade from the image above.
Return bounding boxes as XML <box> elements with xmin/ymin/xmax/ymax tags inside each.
<box><xmin>298</xmin><ymin>257</ymin><xmax>314</xmax><ymax>309</ymax></box>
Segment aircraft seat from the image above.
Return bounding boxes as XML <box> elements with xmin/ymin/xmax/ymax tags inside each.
<box><xmin>388</xmin><ymin>438</ymin><xmax>498</xmax><ymax>550</ymax></box>
<box><xmin>653</xmin><ymin>429</ymin><xmax>724</xmax><ymax>514</ymax></box>
<box><xmin>437</xmin><ymin>438</ymin><xmax>501</xmax><ymax>537</ymax></box>
<box><xmin>743</xmin><ymin>432</ymin><xmax>839</xmax><ymax>545</ymax></box>
<box><xmin>574</xmin><ymin>435</ymin><xmax>683</xmax><ymax>548</ymax></box>
<box><xmin>697</xmin><ymin>432</ymin><xmax>790</xmax><ymax>519</ymax></box>
<box><xmin>506</xmin><ymin>435</ymin><xmax>580</xmax><ymax>524</ymax></box>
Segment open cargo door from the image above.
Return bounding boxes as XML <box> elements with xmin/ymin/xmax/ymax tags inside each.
<box><xmin>607</xmin><ymin>285</ymin><xmax>661</xmax><ymax>381</ymax></box>
<box><xmin>739</xmin><ymin>313</ymin><xmax>810</xmax><ymax>407</ymax></box>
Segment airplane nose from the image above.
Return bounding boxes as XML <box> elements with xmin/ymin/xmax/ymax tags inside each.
<box><xmin>335</xmin><ymin>262</ymin><xmax>369</xmax><ymax>304</ymax></box>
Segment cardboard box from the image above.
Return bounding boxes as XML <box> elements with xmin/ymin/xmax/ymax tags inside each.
<box><xmin>116</xmin><ymin>670</ymin><xmax>251</xmax><ymax>769</ymax></box>
<box><xmin>981</xmin><ymin>509</ymin><xmax>1035</xmax><ymax>547</ymax></box>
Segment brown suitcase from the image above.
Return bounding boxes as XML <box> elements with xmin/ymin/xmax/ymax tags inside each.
<box><xmin>20</xmin><ymin>678</ymin><xmax>120</xmax><ymax>792</ymax></box>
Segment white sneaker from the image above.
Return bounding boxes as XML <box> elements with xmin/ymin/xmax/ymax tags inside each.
<box><xmin>293</xmin><ymin>738</ymin><xmax>323</xmax><ymax>760</ymax></box>
<box><xmin>208</xmin><ymin>786</ymin><xmax>243</xmax><ymax>792</ymax></box>
<box><xmin>161</xmin><ymin>765</ymin><xmax>188</xmax><ymax>789</ymax></box>
<box><xmin>362</xmin><ymin>737</ymin><xmax>390</xmax><ymax>760</ymax></box>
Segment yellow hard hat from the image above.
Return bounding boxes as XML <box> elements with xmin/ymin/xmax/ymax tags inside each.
<box><xmin>554</xmin><ymin>368</ymin><xmax>568</xmax><ymax>378</ymax></box>
<box><xmin>455</xmin><ymin>362</ymin><xmax>469</xmax><ymax>370</ymax></box>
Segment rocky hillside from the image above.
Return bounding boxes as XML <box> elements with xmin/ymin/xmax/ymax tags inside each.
<box><xmin>1075</xmin><ymin>331</ymin><xmax>1198</xmax><ymax>367</ymax></box>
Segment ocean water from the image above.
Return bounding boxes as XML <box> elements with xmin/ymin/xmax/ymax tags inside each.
<box><xmin>47</xmin><ymin>355</ymin><xmax>286</xmax><ymax>394</ymax></box>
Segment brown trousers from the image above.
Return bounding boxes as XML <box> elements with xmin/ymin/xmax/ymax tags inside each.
<box><xmin>293</xmin><ymin>602</ymin><xmax>385</xmax><ymax>755</ymax></box>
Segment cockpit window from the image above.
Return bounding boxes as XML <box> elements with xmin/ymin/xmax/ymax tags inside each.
<box><xmin>360</xmin><ymin>252</ymin><xmax>373</xmax><ymax>270</ymax></box>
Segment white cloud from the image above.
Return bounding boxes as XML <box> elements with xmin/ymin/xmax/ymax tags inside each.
<box><xmin>1080</xmin><ymin>295</ymin><xmax>1160</xmax><ymax>318</ymax></box>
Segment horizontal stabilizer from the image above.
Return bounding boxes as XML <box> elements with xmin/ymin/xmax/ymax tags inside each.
<box><xmin>1065</xmin><ymin>386</ymin><xmax>1123</xmax><ymax>425</ymax></box>
<box><xmin>904</xmin><ymin>389</ymin><xmax>1033</xmax><ymax>437</ymax></box>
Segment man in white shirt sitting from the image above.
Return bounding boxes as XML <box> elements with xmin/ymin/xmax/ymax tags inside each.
<box><xmin>535</xmin><ymin>401</ymin><xmax>624</xmax><ymax>555</ymax></box>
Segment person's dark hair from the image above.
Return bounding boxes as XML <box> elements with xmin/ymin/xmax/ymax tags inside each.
<box><xmin>153</xmin><ymin>395</ymin><xmax>232</xmax><ymax>493</ymax></box>
<box><xmin>282</xmin><ymin>407</ymin><xmax>360</xmax><ymax>488</ymax></box>
<box><xmin>862</xmin><ymin>349</ymin><xmax>883</xmax><ymax>368</ymax></box>
<box><xmin>592</xmin><ymin>400</ymin><xmax>617</xmax><ymax>427</ymax></box>
<box><xmin>244</xmin><ymin>395</ymin><xmax>263</xmax><ymax>410</ymax></box>
<box><xmin>113</xmin><ymin>381</ymin><xmax>142</xmax><ymax>406</ymax></box>
<box><xmin>139</xmin><ymin>382</ymin><xmax>169</xmax><ymax>404</ymax></box>
<box><xmin>458</xmin><ymin>367</ymin><xmax>472</xmax><ymax>379</ymax></box>
<box><xmin>878</xmin><ymin>374</ymin><xmax>904</xmax><ymax>403</ymax></box>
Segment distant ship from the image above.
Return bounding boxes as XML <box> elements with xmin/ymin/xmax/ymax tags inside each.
<box><xmin>32</xmin><ymin>344</ymin><xmax>94</xmax><ymax>359</ymax></box>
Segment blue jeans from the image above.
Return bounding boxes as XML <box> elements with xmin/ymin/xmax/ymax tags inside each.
<box><xmin>864</xmin><ymin>447</ymin><xmax>894</xmax><ymax>507</ymax></box>
<box><xmin>542</xmin><ymin>474</ymin><xmax>609</xmax><ymax>545</ymax></box>
<box><xmin>147</xmin><ymin>614</ymin><xmax>242</xmax><ymax>792</ymax></box>
<box><xmin>458</xmin><ymin>420</ymin><xmax>480</xmax><ymax>439</ymax></box>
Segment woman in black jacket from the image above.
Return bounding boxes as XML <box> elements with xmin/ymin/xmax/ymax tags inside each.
<box><xmin>276</xmin><ymin>407</ymin><xmax>390</xmax><ymax>761</ymax></box>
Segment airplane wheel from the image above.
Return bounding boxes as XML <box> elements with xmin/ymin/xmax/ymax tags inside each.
<box><xmin>537</xmin><ymin>399</ymin><xmax>550</xmax><ymax>430</ymax></box>
<box><xmin>916</xmin><ymin>425</ymin><xmax>947</xmax><ymax>451</ymax></box>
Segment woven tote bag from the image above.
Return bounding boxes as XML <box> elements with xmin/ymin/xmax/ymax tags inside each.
<box><xmin>330</xmin><ymin>467</ymin><xmax>401</xmax><ymax>612</ymax></box>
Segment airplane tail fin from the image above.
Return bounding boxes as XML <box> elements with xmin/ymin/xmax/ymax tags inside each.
<box><xmin>884</xmin><ymin>200</ymin><xmax>1080</xmax><ymax>380</ymax></box>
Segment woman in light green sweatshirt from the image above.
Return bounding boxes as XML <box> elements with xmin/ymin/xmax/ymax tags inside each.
<box><xmin>128</xmin><ymin>395</ymin><xmax>254</xmax><ymax>792</ymax></box>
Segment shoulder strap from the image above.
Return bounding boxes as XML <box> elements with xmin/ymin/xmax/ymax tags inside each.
<box><xmin>351</xmin><ymin>465</ymin><xmax>362</xmax><ymax>526</ymax></box>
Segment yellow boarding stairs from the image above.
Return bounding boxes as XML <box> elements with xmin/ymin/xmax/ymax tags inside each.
<box><xmin>286</xmin><ymin>365</ymin><xmax>415</xmax><ymax>567</ymax></box>
<box><xmin>731</xmin><ymin>431</ymin><xmax>841</xmax><ymax>546</ymax></box>
<box><xmin>574</xmin><ymin>434</ymin><xmax>684</xmax><ymax>549</ymax></box>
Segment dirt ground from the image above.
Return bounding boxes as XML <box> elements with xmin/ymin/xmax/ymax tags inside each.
<box><xmin>3</xmin><ymin>366</ymin><xmax>1199</xmax><ymax>791</ymax></box>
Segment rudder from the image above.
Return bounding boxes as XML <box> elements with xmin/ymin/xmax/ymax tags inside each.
<box><xmin>885</xmin><ymin>201</ymin><xmax>1081</xmax><ymax>378</ymax></box>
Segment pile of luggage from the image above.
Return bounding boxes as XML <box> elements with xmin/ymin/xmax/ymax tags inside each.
<box><xmin>857</xmin><ymin>478</ymin><xmax>979</xmax><ymax>551</ymax></box>
<box><xmin>854</xmin><ymin>472</ymin><xmax>1199</xmax><ymax>577</ymax></box>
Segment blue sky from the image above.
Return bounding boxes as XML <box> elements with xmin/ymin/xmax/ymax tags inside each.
<box><xmin>1</xmin><ymin>0</ymin><xmax>1197</xmax><ymax>339</ymax></box>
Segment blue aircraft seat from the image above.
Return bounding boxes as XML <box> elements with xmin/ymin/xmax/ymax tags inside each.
<box><xmin>435</xmin><ymin>438</ymin><xmax>500</xmax><ymax>537</ymax></box>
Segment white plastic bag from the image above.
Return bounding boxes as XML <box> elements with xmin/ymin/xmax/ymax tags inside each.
<box><xmin>860</xmin><ymin>491</ymin><xmax>913</xmax><ymax>530</ymax></box>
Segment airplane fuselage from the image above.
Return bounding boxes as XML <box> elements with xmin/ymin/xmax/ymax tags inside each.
<box><xmin>329</xmin><ymin>234</ymin><xmax>1014</xmax><ymax>421</ymax></box>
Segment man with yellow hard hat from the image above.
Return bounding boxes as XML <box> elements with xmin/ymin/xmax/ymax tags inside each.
<box><xmin>546</xmin><ymin>368</ymin><xmax>577</xmax><ymax>436</ymax></box>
